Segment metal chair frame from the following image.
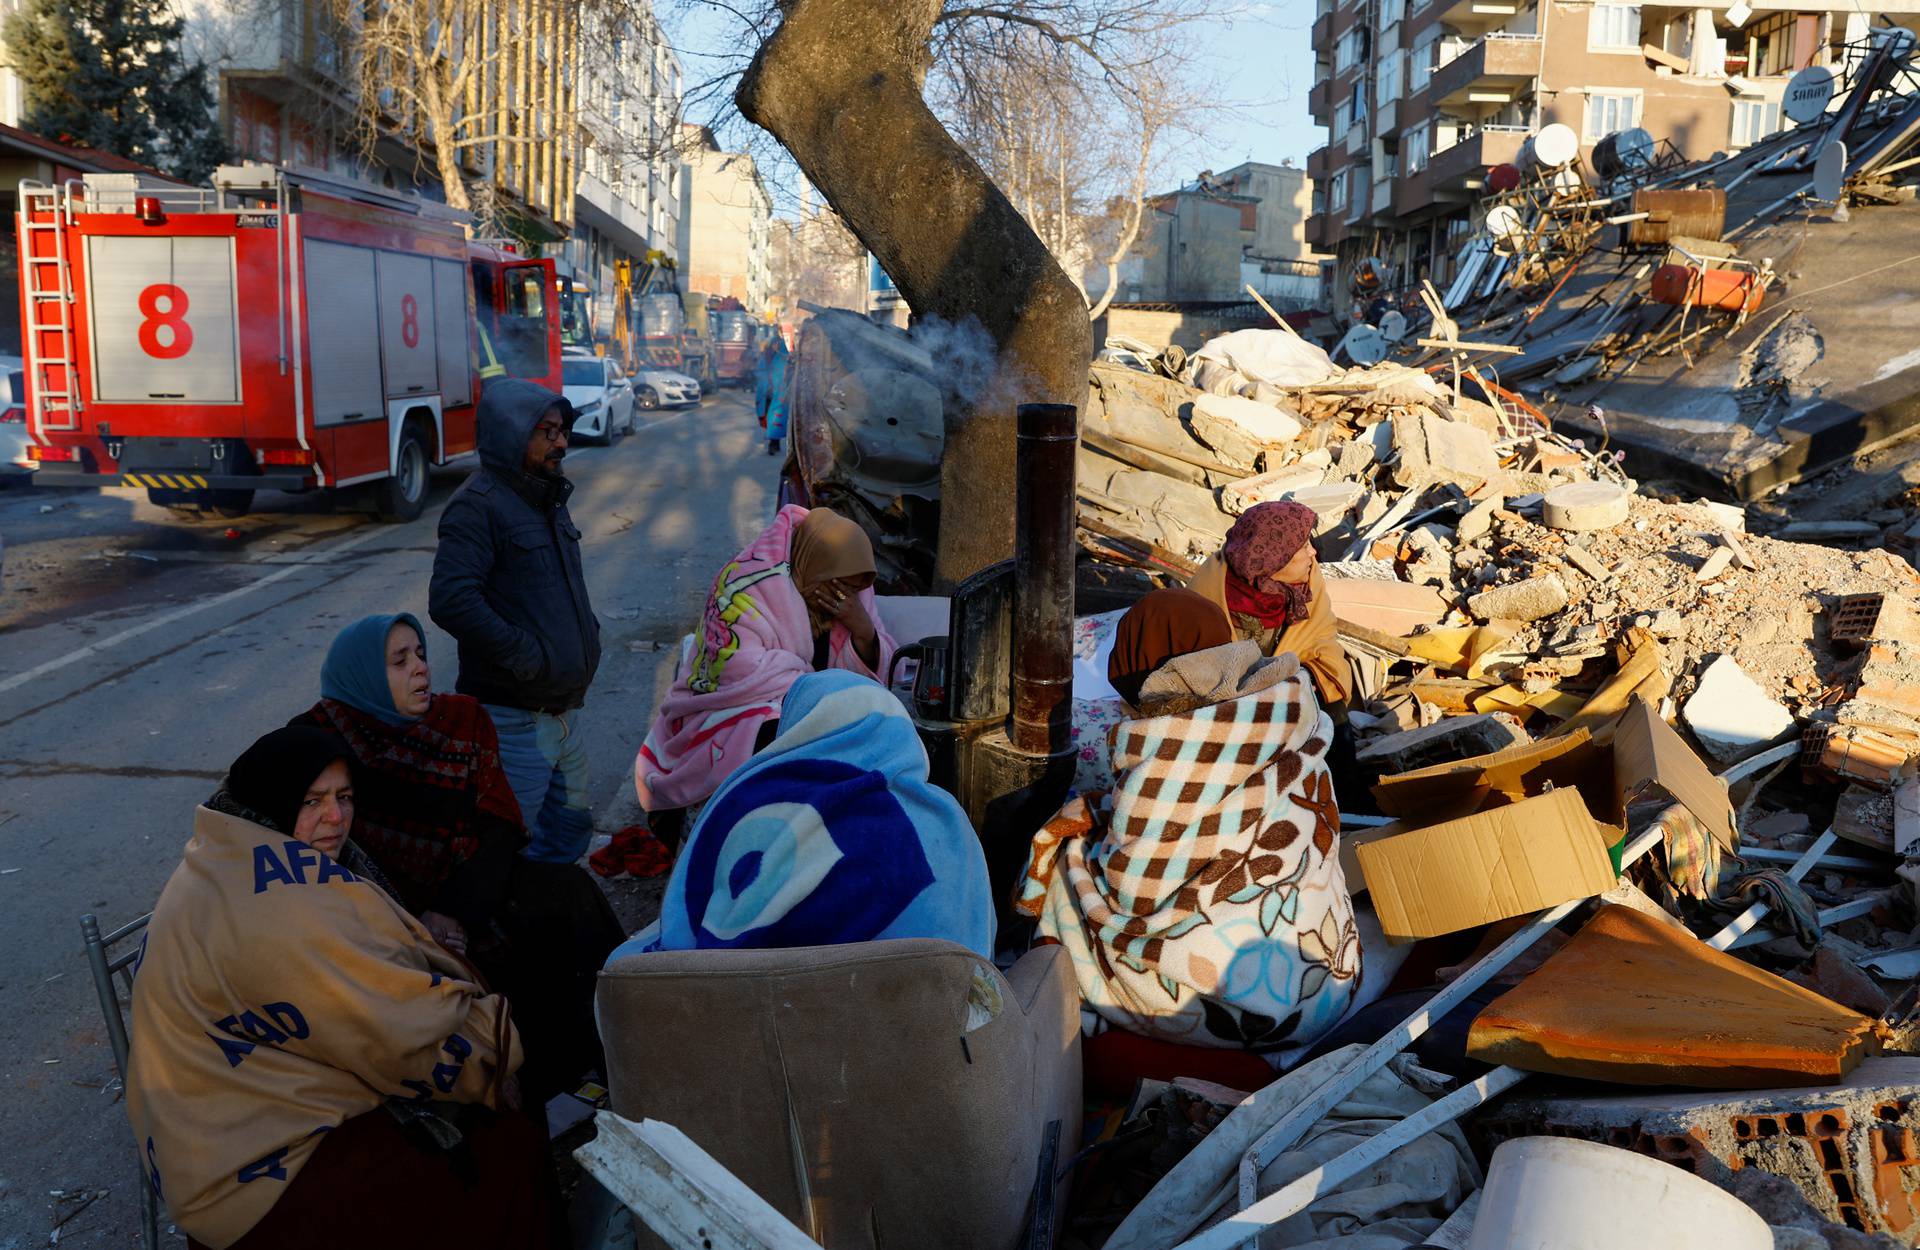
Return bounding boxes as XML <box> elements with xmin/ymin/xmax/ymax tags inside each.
<box><xmin>80</xmin><ymin>910</ymin><xmax>159</xmax><ymax>1250</ymax></box>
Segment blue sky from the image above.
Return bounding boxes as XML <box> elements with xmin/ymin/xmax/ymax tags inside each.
<box><xmin>663</xmin><ymin>0</ymin><xmax>1328</xmax><ymax>209</ymax></box>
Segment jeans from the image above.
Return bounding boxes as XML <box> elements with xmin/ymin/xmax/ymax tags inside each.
<box><xmin>486</xmin><ymin>704</ymin><xmax>593</xmax><ymax>864</ymax></box>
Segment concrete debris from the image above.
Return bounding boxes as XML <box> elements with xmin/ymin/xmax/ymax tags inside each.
<box><xmin>1777</xmin><ymin>521</ymin><xmax>1887</xmax><ymax>543</ymax></box>
<box><xmin>1468</xmin><ymin>574</ymin><xmax>1569</xmax><ymax>624</ymax></box>
<box><xmin>1683</xmin><ymin>655</ymin><xmax>1798</xmax><ymax>763</ymax></box>
<box><xmin>1695</xmin><ymin>547</ymin><xmax>1736</xmax><ymax>583</ymax></box>
<box><xmin>1391</xmin><ymin>411</ymin><xmax>1505</xmax><ymax>494</ymax></box>
<box><xmin>1542</xmin><ymin>481</ymin><xmax>1632</xmax><ymax>533</ymax></box>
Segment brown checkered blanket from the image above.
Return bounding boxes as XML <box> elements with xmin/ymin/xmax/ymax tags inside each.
<box><xmin>1018</xmin><ymin>643</ymin><xmax>1361</xmax><ymax>1049</ymax></box>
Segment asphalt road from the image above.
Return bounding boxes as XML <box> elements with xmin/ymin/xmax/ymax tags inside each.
<box><xmin>0</xmin><ymin>386</ymin><xmax>777</xmax><ymax>1246</ymax></box>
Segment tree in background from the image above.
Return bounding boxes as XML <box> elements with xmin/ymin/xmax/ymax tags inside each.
<box><xmin>2</xmin><ymin>0</ymin><xmax>225</xmax><ymax>181</ymax></box>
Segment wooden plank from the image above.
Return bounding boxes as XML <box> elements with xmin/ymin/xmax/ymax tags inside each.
<box><xmin>573</xmin><ymin>1112</ymin><xmax>823</xmax><ymax>1250</ymax></box>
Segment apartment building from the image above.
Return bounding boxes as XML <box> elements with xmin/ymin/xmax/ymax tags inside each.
<box><xmin>193</xmin><ymin>0</ymin><xmax>576</xmax><ymax>235</ymax></box>
<box><xmin>676</xmin><ymin>125</ymin><xmax>773</xmax><ymax>316</ymax></box>
<box><xmin>1306</xmin><ymin>0</ymin><xmax>1902</xmax><ymax>298</ymax></box>
<box><xmin>567</xmin><ymin>7</ymin><xmax>685</xmax><ymax>335</ymax></box>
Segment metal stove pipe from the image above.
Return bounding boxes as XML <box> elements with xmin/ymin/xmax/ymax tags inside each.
<box><xmin>1011</xmin><ymin>401</ymin><xmax>1077</xmax><ymax>755</ymax></box>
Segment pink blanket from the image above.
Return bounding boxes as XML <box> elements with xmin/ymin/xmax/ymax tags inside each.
<box><xmin>636</xmin><ymin>505</ymin><xmax>897</xmax><ymax>811</ymax></box>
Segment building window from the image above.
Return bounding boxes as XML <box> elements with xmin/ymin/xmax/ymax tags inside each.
<box><xmin>1410</xmin><ymin>32</ymin><xmax>1439</xmax><ymax>91</ymax></box>
<box><xmin>1378</xmin><ymin>0</ymin><xmax>1405</xmax><ymax>31</ymax></box>
<box><xmin>1588</xmin><ymin>3</ymin><xmax>1642</xmax><ymax>52</ymax></box>
<box><xmin>1336</xmin><ymin>27</ymin><xmax>1369</xmax><ymax>72</ymax></box>
<box><xmin>1405</xmin><ymin>126</ymin><xmax>1430</xmax><ymax>172</ymax></box>
<box><xmin>1346</xmin><ymin>89</ymin><xmax>1368</xmax><ymax>129</ymax></box>
<box><xmin>1376</xmin><ymin>50</ymin><xmax>1405</xmax><ymax>105</ymax></box>
<box><xmin>1583</xmin><ymin>90</ymin><xmax>1641</xmax><ymax>140</ymax></box>
<box><xmin>1738</xmin><ymin>11</ymin><xmax>1805</xmax><ymax>77</ymax></box>
<box><xmin>1731</xmin><ymin>98</ymin><xmax>1783</xmax><ymax>146</ymax></box>
<box><xmin>1330</xmin><ymin>169</ymin><xmax>1349</xmax><ymax>209</ymax></box>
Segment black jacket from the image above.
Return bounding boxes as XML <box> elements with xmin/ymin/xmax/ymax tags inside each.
<box><xmin>429</xmin><ymin>379</ymin><xmax>601</xmax><ymax>712</ymax></box>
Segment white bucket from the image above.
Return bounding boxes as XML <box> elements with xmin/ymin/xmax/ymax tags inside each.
<box><xmin>1467</xmin><ymin>1137</ymin><xmax>1772</xmax><ymax>1250</ymax></box>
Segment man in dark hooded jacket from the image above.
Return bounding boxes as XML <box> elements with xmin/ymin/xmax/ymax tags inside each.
<box><xmin>430</xmin><ymin>380</ymin><xmax>601</xmax><ymax>863</ymax></box>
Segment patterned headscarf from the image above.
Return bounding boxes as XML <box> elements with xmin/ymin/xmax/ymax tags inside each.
<box><xmin>1221</xmin><ymin>501</ymin><xmax>1317</xmax><ymax>629</ymax></box>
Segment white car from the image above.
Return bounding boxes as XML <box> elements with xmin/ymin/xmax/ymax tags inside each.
<box><xmin>561</xmin><ymin>355</ymin><xmax>636</xmax><ymax>444</ymax></box>
<box><xmin>633</xmin><ymin>368</ymin><xmax>701</xmax><ymax>410</ymax></box>
<box><xmin>0</xmin><ymin>356</ymin><xmax>30</xmax><ymax>483</ymax></box>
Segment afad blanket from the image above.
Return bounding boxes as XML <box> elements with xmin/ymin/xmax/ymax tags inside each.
<box><xmin>1018</xmin><ymin>644</ymin><xmax>1361</xmax><ymax>1050</ymax></box>
<box><xmin>126</xmin><ymin>806</ymin><xmax>520</xmax><ymax>1248</ymax></box>
<box><xmin>636</xmin><ymin>505</ymin><xmax>896</xmax><ymax>812</ymax></box>
<box><xmin>614</xmin><ymin>670</ymin><xmax>994</xmax><ymax>961</ymax></box>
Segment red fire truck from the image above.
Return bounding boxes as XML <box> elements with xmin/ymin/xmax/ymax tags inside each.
<box><xmin>17</xmin><ymin>163</ymin><xmax>563</xmax><ymax>520</ymax></box>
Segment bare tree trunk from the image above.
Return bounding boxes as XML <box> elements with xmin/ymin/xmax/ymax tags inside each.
<box><xmin>738</xmin><ymin>0</ymin><xmax>1090</xmax><ymax>586</ymax></box>
<box><xmin>1086</xmin><ymin>133</ymin><xmax>1156</xmax><ymax>322</ymax></box>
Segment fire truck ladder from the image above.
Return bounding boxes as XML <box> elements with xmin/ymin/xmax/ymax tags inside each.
<box><xmin>19</xmin><ymin>182</ymin><xmax>80</xmax><ymax>433</ymax></box>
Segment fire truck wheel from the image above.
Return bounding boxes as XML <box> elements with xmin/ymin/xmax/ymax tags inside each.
<box><xmin>209</xmin><ymin>490</ymin><xmax>254</xmax><ymax>519</ymax></box>
<box><xmin>375</xmin><ymin>425</ymin><xmax>430</xmax><ymax>523</ymax></box>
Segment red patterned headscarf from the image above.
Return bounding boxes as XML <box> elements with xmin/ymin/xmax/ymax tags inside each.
<box><xmin>1221</xmin><ymin>501</ymin><xmax>1316</xmax><ymax>629</ymax></box>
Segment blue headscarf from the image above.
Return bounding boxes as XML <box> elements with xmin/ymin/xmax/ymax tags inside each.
<box><xmin>320</xmin><ymin>612</ymin><xmax>428</xmax><ymax>726</ymax></box>
<box><xmin>613</xmin><ymin>669</ymin><xmax>994</xmax><ymax>961</ymax></box>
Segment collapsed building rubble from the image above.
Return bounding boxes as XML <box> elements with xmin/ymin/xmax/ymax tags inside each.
<box><xmin>1314</xmin><ymin>27</ymin><xmax>1920</xmax><ymax>505</ymax></box>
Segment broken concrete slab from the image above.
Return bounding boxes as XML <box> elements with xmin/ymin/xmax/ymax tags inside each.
<box><xmin>1683</xmin><ymin>655</ymin><xmax>1797</xmax><ymax>762</ymax></box>
<box><xmin>1456</xmin><ymin>496</ymin><xmax>1502</xmax><ymax>544</ymax></box>
<box><xmin>1468</xmin><ymin>904</ymin><xmax>1880</xmax><ymax>1088</ymax></box>
<box><xmin>1354</xmin><ymin>713</ymin><xmax>1529</xmax><ymax>774</ymax></box>
<box><xmin>1391</xmin><ymin>411</ymin><xmax>1505</xmax><ymax>494</ymax></box>
<box><xmin>1320</xmin><ymin>574</ymin><xmax>1448</xmax><ymax>636</ymax></box>
<box><xmin>1784</xmin><ymin>945</ymin><xmax>1893</xmax><ymax>1018</ymax></box>
<box><xmin>1563</xmin><ymin>544</ymin><xmax>1615</xmax><ymax>583</ymax></box>
<box><xmin>1542</xmin><ymin>481</ymin><xmax>1631</xmax><ymax>532</ymax></box>
<box><xmin>1188</xmin><ymin>392</ymin><xmax>1303</xmax><ymax>467</ymax></box>
<box><xmin>1468</xmin><ymin>574</ymin><xmax>1569</xmax><ymax>623</ymax></box>
<box><xmin>1695</xmin><ymin>547</ymin><xmax>1736</xmax><ymax>582</ymax></box>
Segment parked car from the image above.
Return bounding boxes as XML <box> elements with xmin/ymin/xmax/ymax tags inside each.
<box><xmin>0</xmin><ymin>357</ymin><xmax>30</xmax><ymax>485</ymax></box>
<box><xmin>561</xmin><ymin>355</ymin><xmax>636</xmax><ymax>444</ymax></box>
<box><xmin>633</xmin><ymin>368</ymin><xmax>702</xmax><ymax>410</ymax></box>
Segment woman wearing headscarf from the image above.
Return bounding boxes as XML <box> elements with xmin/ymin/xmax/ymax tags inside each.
<box><xmin>1186</xmin><ymin>500</ymin><xmax>1352</xmax><ymax>710</ymax></box>
<box><xmin>292</xmin><ymin>613</ymin><xmax>523</xmax><ymax>950</ymax></box>
<box><xmin>615</xmin><ymin>669</ymin><xmax>993</xmax><ymax>961</ymax></box>
<box><xmin>1018</xmin><ymin>635</ymin><xmax>1362</xmax><ymax>1053</ymax></box>
<box><xmin>292</xmin><ymin>613</ymin><xmax>623</xmax><ymax>1110</ymax></box>
<box><xmin>126</xmin><ymin>727</ymin><xmax>562</xmax><ymax>1250</ymax></box>
<box><xmin>637</xmin><ymin>504</ymin><xmax>899</xmax><ymax>827</ymax></box>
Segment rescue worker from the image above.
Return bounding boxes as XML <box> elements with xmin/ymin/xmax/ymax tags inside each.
<box><xmin>429</xmin><ymin>380</ymin><xmax>602</xmax><ymax>866</ymax></box>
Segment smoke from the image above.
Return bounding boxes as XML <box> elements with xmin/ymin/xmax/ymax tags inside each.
<box><xmin>909</xmin><ymin>314</ymin><xmax>1005</xmax><ymax>407</ymax></box>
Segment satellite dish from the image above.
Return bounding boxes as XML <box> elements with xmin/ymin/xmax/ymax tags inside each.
<box><xmin>1379</xmin><ymin>310</ymin><xmax>1410</xmax><ymax>343</ymax></box>
<box><xmin>1784</xmin><ymin>65</ymin><xmax>1836</xmax><ymax>125</ymax></box>
<box><xmin>1486</xmin><ymin>203</ymin><xmax>1527</xmax><ymax>253</ymax></box>
<box><xmin>1814</xmin><ymin>139</ymin><xmax>1848</xmax><ymax>203</ymax></box>
<box><xmin>1487</xmin><ymin>163</ymin><xmax>1523</xmax><ymax>194</ymax></box>
<box><xmin>1532</xmin><ymin>123</ymin><xmax>1581</xmax><ymax>170</ymax></box>
<box><xmin>1341</xmin><ymin>324</ymin><xmax>1390</xmax><ymax>366</ymax></box>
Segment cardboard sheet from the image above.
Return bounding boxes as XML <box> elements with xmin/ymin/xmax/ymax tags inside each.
<box><xmin>1370</xmin><ymin>698</ymin><xmax>1735</xmax><ymax>849</ymax></box>
<box><xmin>1356</xmin><ymin>787</ymin><xmax>1620</xmax><ymax>942</ymax></box>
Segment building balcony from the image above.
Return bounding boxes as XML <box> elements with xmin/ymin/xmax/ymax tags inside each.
<box><xmin>1432</xmin><ymin>0</ymin><xmax>1524</xmax><ymax>36</ymax></box>
<box><xmin>1307</xmin><ymin>145</ymin><xmax>1335</xmax><ymax>180</ymax></box>
<box><xmin>1309</xmin><ymin>79</ymin><xmax>1331</xmax><ymax>124</ymax></box>
<box><xmin>1345</xmin><ymin>124</ymin><xmax>1369</xmax><ymax>156</ymax></box>
<box><xmin>1371</xmin><ymin>177</ymin><xmax>1395</xmax><ymax>217</ymax></box>
<box><xmin>1312</xmin><ymin>10</ymin><xmax>1334</xmax><ymax>51</ymax></box>
<box><xmin>1306</xmin><ymin>211</ymin><xmax>1345</xmax><ymax>250</ymax></box>
<box><xmin>1427</xmin><ymin>127</ymin><xmax>1529</xmax><ymax>190</ymax></box>
<box><xmin>1431</xmin><ymin>34</ymin><xmax>1542</xmax><ymax>106</ymax></box>
<box><xmin>1393</xmin><ymin>167</ymin><xmax>1436</xmax><ymax>217</ymax></box>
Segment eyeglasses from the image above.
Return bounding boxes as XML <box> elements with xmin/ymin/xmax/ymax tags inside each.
<box><xmin>532</xmin><ymin>422</ymin><xmax>568</xmax><ymax>443</ymax></box>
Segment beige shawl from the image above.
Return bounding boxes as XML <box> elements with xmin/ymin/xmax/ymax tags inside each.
<box><xmin>126</xmin><ymin>806</ymin><xmax>522</xmax><ymax>1248</ymax></box>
